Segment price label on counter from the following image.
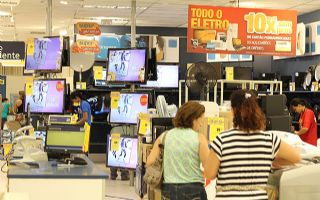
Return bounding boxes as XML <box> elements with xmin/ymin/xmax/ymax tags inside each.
<box><xmin>111</xmin><ymin>133</ymin><xmax>121</xmax><ymax>151</ymax></box>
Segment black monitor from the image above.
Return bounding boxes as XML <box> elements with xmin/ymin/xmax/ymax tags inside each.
<box><xmin>107</xmin><ymin>48</ymin><xmax>148</xmax><ymax>84</ymax></box>
<box><xmin>295</xmin><ymin>72</ymin><xmax>307</xmax><ymax>90</ymax></box>
<box><xmin>45</xmin><ymin>124</ymin><xmax>88</xmax><ymax>154</ymax></box>
<box><xmin>151</xmin><ymin>117</ymin><xmax>174</xmax><ymax>142</ymax></box>
<box><xmin>106</xmin><ymin>135</ymin><xmax>138</xmax><ymax>169</ymax></box>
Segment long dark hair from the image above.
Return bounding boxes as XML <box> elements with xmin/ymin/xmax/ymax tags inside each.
<box><xmin>231</xmin><ymin>89</ymin><xmax>266</xmax><ymax>132</ymax></box>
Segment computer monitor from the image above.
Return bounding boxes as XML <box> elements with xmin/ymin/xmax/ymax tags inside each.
<box><xmin>45</xmin><ymin>124</ymin><xmax>87</xmax><ymax>154</ymax></box>
<box><xmin>151</xmin><ymin>117</ymin><xmax>174</xmax><ymax>142</ymax></box>
<box><xmin>280</xmin><ymin>75</ymin><xmax>292</xmax><ymax>91</ymax></box>
<box><xmin>107</xmin><ymin>48</ymin><xmax>148</xmax><ymax>84</ymax></box>
<box><xmin>140</xmin><ymin>64</ymin><xmax>179</xmax><ymax>88</ymax></box>
<box><xmin>25</xmin><ymin>36</ymin><xmax>62</xmax><ymax>72</ymax></box>
<box><xmin>24</xmin><ymin>79</ymin><xmax>65</xmax><ymax>114</ymax></box>
<box><xmin>106</xmin><ymin>135</ymin><xmax>138</xmax><ymax>169</ymax></box>
<box><xmin>109</xmin><ymin>92</ymin><xmax>149</xmax><ymax>124</ymax></box>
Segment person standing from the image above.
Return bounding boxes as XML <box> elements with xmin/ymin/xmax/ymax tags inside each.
<box><xmin>290</xmin><ymin>98</ymin><xmax>318</xmax><ymax>146</ymax></box>
<box><xmin>147</xmin><ymin>101</ymin><xmax>209</xmax><ymax>200</ymax></box>
<box><xmin>70</xmin><ymin>91</ymin><xmax>91</xmax><ymax>126</ymax></box>
<box><xmin>2</xmin><ymin>98</ymin><xmax>10</xmax><ymax>129</ymax></box>
<box><xmin>204</xmin><ymin>89</ymin><xmax>301</xmax><ymax>200</ymax></box>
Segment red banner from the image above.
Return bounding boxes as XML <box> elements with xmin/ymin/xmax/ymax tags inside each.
<box><xmin>71</xmin><ymin>40</ymin><xmax>100</xmax><ymax>54</ymax></box>
<box><xmin>188</xmin><ymin>5</ymin><xmax>297</xmax><ymax>56</ymax></box>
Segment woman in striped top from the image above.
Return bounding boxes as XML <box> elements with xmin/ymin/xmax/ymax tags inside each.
<box><xmin>204</xmin><ymin>89</ymin><xmax>301</xmax><ymax>200</ymax></box>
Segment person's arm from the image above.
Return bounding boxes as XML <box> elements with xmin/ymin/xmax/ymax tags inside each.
<box><xmin>273</xmin><ymin>140</ymin><xmax>301</xmax><ymax>166</ymax></box>
<box><xmin>294</xmin><ymin>127</ymin><xmax>308</xmax><ymax>136</ymax></box>
<box><xmin>198</xmin><ymin>133</ymin><xmax>209</xmax><ymax>166</ymax></box>
<box><xmin>76</xmin><ymin>112</ymin><xmax>88</xmax><ymax>125</ymax></box>
<box><xmin>13</xmin><ymin>99</ymin><xmax>22</xmax><ymax>114</ymax></box>
<box><xmin>146</xmin><ymin>137</ymin><xmax>161</xmax><ymax>166</ymax></box>
<box><xmin>204</xmin><ymin>136</ymin><xmax>222</xmax><ymax>180</ymax></box>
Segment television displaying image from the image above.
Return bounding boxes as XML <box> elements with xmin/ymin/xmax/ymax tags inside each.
<box><xmin>140</xmin><ymin>64</ymin><xmax>179</xmax><ymax>88</ymax></box>
<box><xmin>106</xmin><ymin>135</ymin><xmax>138</xmax><ymax>169</ymax></box>
<box><xmin>107</xmin><ymin>48</ymin><xmax>147</xmax><ymax>84</ymax></box>
<box><xmin>25</xmin><ymin>36</ymin><xmax>62</xmax><ymax>72</ymax></box>
<box><xmin>25</xmin><ymin>79</ymin><xmax>65</xmax><ymax>114</ymax></box>
<box><xmin>110</xmin><ymin>93</ymin><xmax>148</xmax><ymax>124</ymax></box>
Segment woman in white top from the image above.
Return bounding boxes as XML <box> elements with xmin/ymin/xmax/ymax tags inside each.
<box><xmin>204</xmin><ymin>89</ymin><xmax>301</xmax><ymax>200</ymax></box>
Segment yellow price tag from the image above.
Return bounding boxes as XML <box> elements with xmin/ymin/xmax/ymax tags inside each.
<box><xmin>93</xmin><ymin>66</ymin><xmax>103</xmax><ymax>80</ymax></box>
<box><xmin>71</xmin><ymin>114</ymin><xmax>78</xmax><ymax>124</ymax></box>
<box><xmin>111</xmin><ymin>133</ymin><xmax>121</xmax><ymax>151</ymax></box>
<box><xmin>107</xmin><ymin>72</ymin><xmax>116</xmax><ymax>81</ymax></box>
<box><xmin>3</xmin><ymin>143</ymin><xmax>13</xmax><ymax>157</ymax></box>
<box><xmin>76</xmin><ymin>82</ymin><xmax>86</xmax><ymax>89</ymax></box>
<box><xmin>27</xmin><ymin>38</ymin><xmax>35</xmax><ymax>55</ymax></box>
<box><xmin>29</xmin><ymin>128</ymin><xmax>35</xmax><ymax>137</ymax></box>
<box><xmin>25</xmin><ymin>82</ymin><xmax>33</xmax><ymax>96</ymax></box>
<box><xmin>0</xmin><ymin>79</ymin><xmax>4</xmax><ymax>85</ymax></box>
<box><xmin>110</xmin><ymin>91</ymin><xmax>120</xmax><ymax>109</ymax></box>
<box><xmin>138</xmin><ymin>113</ymin><xmax>150</xmax><ymax>135</ymax></box>
<box><xmin>208</xmin><ymin>117</ymin><xmax>224</xmax><ymax>141</ymax></box>
<box><xmin>225</xmin><ymin>66</ymin><xmax>234</xmax><ymax>80</ymax></box>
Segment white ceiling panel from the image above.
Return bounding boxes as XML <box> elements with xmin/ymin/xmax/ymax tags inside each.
<box><xmin>0</xmin><ymin>0</ymin><xmax>318</xmax><ymax>41</ymax></box>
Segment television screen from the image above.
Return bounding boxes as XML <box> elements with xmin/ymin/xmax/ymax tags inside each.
<box><xmin>106</xmin><ymin>135</ymin><xmax>138</xmax><ymax>169</ymax></box>
<box><xmin>25</xmin><ymin>37</ymin><xmax>62</xmax><ymax>71</ymax></box>
<box><xmin>140</xmin><ymin>64</ymin><xmax>179</xmax><ymax>88</ymax></box>
<box><xmin>110</xmin><ymin>93</ymin><xmax>148</xmax><ymax>124</ymax></box>
<box><xmin>25</xmin><ymin>79</ymin><xmax>65</xmax><ymax>114</ymax></box>
<box><xmin>107</xmin><ymin>48</ymin><xmax>147</xmax><ymax>84</ymax></box>
<box><xmin>94</xmin><ymin>68</ymin><xmax>107</xmax><ymax>87</ymax></box>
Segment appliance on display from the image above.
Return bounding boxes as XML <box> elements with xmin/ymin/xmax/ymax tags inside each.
<box><xmin>295</xmin><ymin>72</ymin><xmax>308</xmax><ymax>90</ymax></box>
<box><xmin>146</xmin><ymin>48</ymin><xmax>157</xmax><ymax>81</ymax></box>
<box><xmin>61</xmin><ymin>36</ymin><xmax>70</xmax><ymax>66</ymax></box>
<box><xmin>45</xmin><ymin>124</ymin><xmax>87</xmax><ymax>154</ymax></box>
<box><xmin>304</xmin><ymin>65</ymin><xmax>317</xmax><ymax>89</ymax></box>
<box><xmin>233</xmin><ymin>67</ymin><xmax>252</xmax><ymax>80</ymax></box>
<box><xmin>106</xmin><ymin>135</ymin><xmax>138</xmax><ymax>169</ymax></box>
<box><xmin>48</xmin><ymin>115</ymin><xmax>75</xmax><ymax>125</ymax></box>
<box><xmin>140</xmin><ymin>64</ymin><xmax>179</xmax><ymax>88</ymax></box>
<box><xmin>266</xmin><ymin>115</ymin><xmax>291</xmax><ymax>132</ymax></box>
<box><xmin>186</xmin><ymin>62</ymin><xmax>219</xmax><ymax>101</ymax></box>
<box><xmin>94</xmin><ymin>68</ymin><xmax>125</xmax><ymax>88</ymax></box>
<box><xmin>107</xmin><ymin>48</ymin><xmax>148</xmax><ymax>84</ymax></box>
<box><xmin>25</xmin><ymin>36</ymin><xmax>62</xmax><ymax>72</ymax></box>
<box><xmin>109</xmin><ymin>92</ymin><xmax>149</xmax><ymax>124</ymax></box>
<box><xmin>280</xmin><ymin>75</ymin><xmax>293</xmax><ymax>91</ymax></box>
<box><xmin>260</xmin><ymin>73</ymin><xmax>277</xmax><ymax>80</ymax></box>
<box><xmin>24</xmin><ymin>79</ymin><xmax>65</xmax><ymax>114</ymax></box>
<box><xmin>151</xmin><ymin>117</ymin><xmax>174</xmax><ymax>142</ymax></box>
<box><xmin>314</xmin><ymin>62</ymin><xmax>320</xmax><ymax>82</ymax></box>
<box><xmin>259</xmin><ymin>95</ymin><xmax>288</xmax><ymax>116</ymax></box>
<box><xmin>155</xmin><ymin>95</ymin><xmax>177</xmax><ymax>118</ymax></box>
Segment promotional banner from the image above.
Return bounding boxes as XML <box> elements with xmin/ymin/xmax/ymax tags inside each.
<box><xmin>188</xmin><ymin>5</ymin><xmax>297</xmax><ymax>56</ymax></box>
<box><xmin>71</xmin><ymin>40</ymin><xmax>100</xmax><ymax>54</ymax></box>
<box><xmin>0</xmin><ymin>41</ymin><xmax>25</xmax><ymax>67</ymax></box>
<box><xmin>76</xmin><ymin>22</ymin><xmax>101</xmax><ymax>36</ymax></box>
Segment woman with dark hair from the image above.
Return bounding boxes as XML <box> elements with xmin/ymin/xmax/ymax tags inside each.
<box><xmin>147</xmin><ymin>101</ymin><xmax>209</xmax><ymax>200</ymax></box>
<box><xmin>204</xmin><ymin>89</ymin><xmax>301</xmax><ymax>200</ymax></box>
<box><xmin>290</xmin><ymin>98</ymin><xmax>317</xmax><ymax>146</ymax></box>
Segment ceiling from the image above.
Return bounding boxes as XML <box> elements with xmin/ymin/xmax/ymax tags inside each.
<box><xmin>0</xmin><ymin>0</ymin><xmax>319</xmax><ymax>41</ymax></box>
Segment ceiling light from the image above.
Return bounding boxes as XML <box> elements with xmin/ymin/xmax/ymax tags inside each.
<box><xmin>239</xmin><ymin>2</ymin><xmax>257</xmax><ymax>7</ymax></box>
<box><xmin>60</xmin><ymin>1</ymin><xmax>68</xmax><ymax>5</ymax></box>
<box><xmin>59</xmin><ymin>29</ymin><xmax>67</xmax><ymax>36</ymax></box>
<box><xmin>0</xmin><ymin>11</ymin><xmax>11</xmax><ymax>16</ymax></box>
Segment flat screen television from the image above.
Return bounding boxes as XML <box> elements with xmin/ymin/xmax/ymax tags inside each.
<box><xmin>45</xmin><ymin>124</ymin><xmax>87</xmax><ymax>154</ymax></box>
<box><xmin>107</xmin><ymin>48</ymin><xmax>148</xmax><ymax>84</ymax></box>
<box><xmin>94</xmin><ymin>68</ymin><xmax>126</xmax><ymax>88</ymax></box>
<box><xmin>140</xmin><ymin>63</ymin><xmax>179</xmax><ymax>88</ymax></box>
<box><xmin>109</xmin><ymin>92</ymin><xmax>148</xmax><ymax>124</ymax></box>
<box><xmin>106</xmin><ymin>135</ymin><xmax>138</xmax><ymax>169</ymax></box>
<box><xmin>25</xmin><ymin>36</ymin><xmax>62</xmax><ymax>72</ymax></box>
<box><xmin>25</xmin><ymin>79</ymin><xmax>65</xmax><ymax>114</ymax></box>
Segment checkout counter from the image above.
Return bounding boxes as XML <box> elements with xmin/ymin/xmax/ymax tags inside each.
<box><xmin>1</xmin><ymin>115</ymin><xmax>108</xmax><ymax>200</ymax></box>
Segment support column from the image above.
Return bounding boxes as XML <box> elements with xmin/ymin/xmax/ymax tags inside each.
<box><xmin>47</xmin><ymin>0</ymin><xmax>52</xmax><ymax>36</ymax></box>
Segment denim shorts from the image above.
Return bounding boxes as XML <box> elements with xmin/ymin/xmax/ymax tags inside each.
<box><xmin>161</xmin><ymin>182</ymin><xmax>207</xmax><ymax>200</ymax></box>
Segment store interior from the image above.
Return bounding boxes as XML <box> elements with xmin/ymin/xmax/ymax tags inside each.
<box><xmin>1</xmin><ymin>0</ymin><xmax>320</xmax><ymax>200</ymax></box>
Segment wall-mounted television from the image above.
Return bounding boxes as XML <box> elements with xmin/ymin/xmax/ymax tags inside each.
<box><xmin>107</xmin><ymin>48</ymin><xmax>148</xmax><ymax>84</ymax></box>
<box><xmin>140</xmin><ymin>63</ymin><xmax>179</xmax><ymax>88</ymax></box>
<box><xmin>25</xmin><ymin>36</ymin><xmax>62</xmax><ymax>72</ymax></box>
<box><xmin>25</xmin><ymin>79</ymin><xmax>65</xmax><ymax>114</ymax></box>
<box><xmin>109</xmin><ymin>92</ymin><xmax>148</xmax><ymax>124</ymax></box>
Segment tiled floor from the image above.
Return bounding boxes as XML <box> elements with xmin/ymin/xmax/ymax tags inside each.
<box><xmin>91</xmin><ymin>164</ymin><xmax>143</xmax><ymax>200</ymax></box>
